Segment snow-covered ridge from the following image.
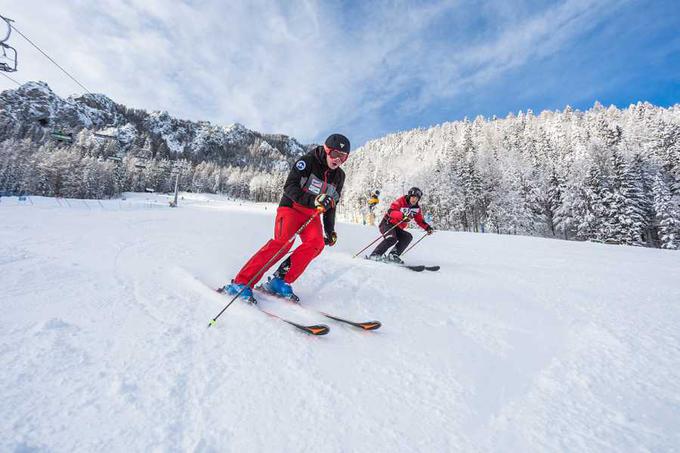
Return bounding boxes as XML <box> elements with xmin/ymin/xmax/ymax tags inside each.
<box><xmin>0</xmin><ymin>81</ymin><xmax>308</xmax><ymax>166</ymax></box>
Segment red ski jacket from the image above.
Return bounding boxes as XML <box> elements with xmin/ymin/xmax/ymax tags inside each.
<box><xmin>384</xmin><ymin>196</ymin><xmax>430</xmax><ymax>230</ymax></box>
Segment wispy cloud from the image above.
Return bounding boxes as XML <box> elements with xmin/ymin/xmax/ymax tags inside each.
<box><xmin>0</xmin><ymin>0</ymin><xmax>671</xmax><ymax>145</ymax></box>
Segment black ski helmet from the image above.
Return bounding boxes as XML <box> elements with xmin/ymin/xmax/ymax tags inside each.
<box><xmin>407</xmin><ymin>187</ymin><xmax>423</xmax><ymax>199</ymax></box>
<box><xmin>325</xmin><ymin>133</ymin><xmax>351</xmax><ymax>153</ymax></box>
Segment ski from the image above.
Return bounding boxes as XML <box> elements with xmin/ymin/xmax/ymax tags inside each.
<box><xmin>403</xmin><ymin>264</ymin><xmax>439</xmax><ymax>271</ymax></box>
<box><xmin>261</xmin><ymin>312</ymin><xmax>330</xmax><ymax>336</ymax></box>
<box><xmin>363</xmin><ymin>256</ymin><xmax>438</xmax><ymax>272</ymax></box>
<box><xmin>254</xmin><ymin>284</ymin><xmax>382</xmax><ymax>331</ymax></box>
<box><xmin>320</xmin><ymin>312</ymin><xmax>382</xmax><ymax>331</ymax></box>
<box><xmin>215</xmin><ymin>287</ymin><xmax>329</xmax><ymax>335</ymax></box>
<box><xmin>365</xmin><ymin>255</ymin><xmax>419</xmax><ymax>271</ymax></box>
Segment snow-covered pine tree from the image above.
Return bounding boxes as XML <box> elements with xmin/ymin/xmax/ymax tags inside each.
<box><xmin>542</xmin><ymin>168</ymin><xmax>564</xmax><ymax>236</ymax></box>
<box><xmin>652</xmin><ymin>174</ymin><xmax>680</xmax><ymax>249</ymax></box>
<box><xmin>575</xmin><ymin>165</ymin><xmax>608</xmax><ymax>241</ymax></box>
<box><xmin>605</xmin><ymin>149</ymin><xmax>647</xmax><ymax>245</ymax></box>
<box><xmin>627</xmin><ymin>153</ymin><xmax>655</xmax><ymax>244</ymax></box>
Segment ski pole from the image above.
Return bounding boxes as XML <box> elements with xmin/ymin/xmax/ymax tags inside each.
<box><xmin>401</xmin><ymin>232</ymin><xmax>429</xmax><ymax>257</ymax></box>
<box><xmin>209</xmin><ymin>209</ymin><xmax>322</xmax><ymax>328</ymax></box>
<box><xmin>352</xmin><ymin>218</ymin><xmax>406</xmax><ymax>258</ymax></box>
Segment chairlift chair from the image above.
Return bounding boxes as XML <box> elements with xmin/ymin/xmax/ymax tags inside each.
<box><xmin>133</xmin><ymin>156</ymin><xmax>149</xmax><ymax>169</ymax></box>
<box><xmin>51</xmin><ymin>130</ymin><xmax>74</xmax><ymax>143</ymax></box>
<box><xmin>94</xmin><ymin>132</ymin><xmax>118</xmax><ymax>140</ymax></box>
<box><xmin>0</xmin><ymin>43</ymin><xmax>17</xmax><ymax>72</ymax></box>
<box><xmin>0</xmin><ymin>15</ymin><xmax>17</xmax><ymax>73</ymax></box>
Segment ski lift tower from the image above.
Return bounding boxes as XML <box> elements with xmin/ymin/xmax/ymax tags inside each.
<box><xmin>169</xmin><ymin>161</ymin><xmax>183</xmax><ymax>208</ymax></box>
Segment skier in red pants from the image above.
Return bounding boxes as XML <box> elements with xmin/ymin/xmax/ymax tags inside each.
<box><xmin>225</xmin><ymin>133</ymin><xmax>350</xmax><ymax>300</ymax></box>
<box><xmin>368</xmin><ymin>187</ymin><xmax>433</xmax><ymax>264</ymax></box>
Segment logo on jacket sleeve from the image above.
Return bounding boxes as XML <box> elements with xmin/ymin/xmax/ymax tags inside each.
<box><xmin>296</xmin><ymin>160</ymin><xmax>306</xmax><ymax>171</ymax></box>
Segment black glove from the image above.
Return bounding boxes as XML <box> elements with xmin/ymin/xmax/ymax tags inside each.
<box><xmin>324</xmin><ymin>231</ymin><xmax>337</xmax><ymax>246</ymax></box>
<box><xmin>426</xmin><ymin>225</ymin><xmax>434</xmax><ymax>235</ymax></box>
<box><xmin>315</xmin><ymin>194</ymin><xmax>335</xmax><ymax>212</ymax></box>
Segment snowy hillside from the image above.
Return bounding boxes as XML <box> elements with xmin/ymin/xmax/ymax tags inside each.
<box><xmin>0</xmin><ymin>81</ymin><xmax>306</xmax><ymax>165</ymax></box>
<box><xmin>1</xmin><ymin>194</ymin><xmax>679</xmax><ymax>452</ymax></box>
<box><xmin>340</xmin><ymin>103</ymin><xmax>680</xmax><ymax>249</ymax></box>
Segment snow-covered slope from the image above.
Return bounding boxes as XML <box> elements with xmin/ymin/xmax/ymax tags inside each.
<box><xmin>1</xmin><ymin>194</ymin><xmax>679</xmax><ymax>452</ymax></box>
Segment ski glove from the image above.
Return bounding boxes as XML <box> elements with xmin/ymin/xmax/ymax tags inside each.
<box><xmin>324</xmin><ymin>231</ymin><xmax>337</xmax><ymax>246</ymax></box>
<box><xmin>426</xmin><ymin>225</ymin><xmax>434</xmax><ymax>235</ymax></box>
<box><xmin>315</xmin><ymin>194</ymin><xmax>335</xmax><ymax>212</ymax></box>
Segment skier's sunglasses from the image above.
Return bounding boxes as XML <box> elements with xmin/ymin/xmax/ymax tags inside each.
<box><xmin>324</xmin><ymin>144</ymin><xmax>349</xmax><ymax>162</ymax></box>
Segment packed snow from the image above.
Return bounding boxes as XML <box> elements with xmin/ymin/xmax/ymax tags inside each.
<box><xmin>1</xmin><ymin>193</ymin><xmax>679</xmax><ymax>452</ymax></box>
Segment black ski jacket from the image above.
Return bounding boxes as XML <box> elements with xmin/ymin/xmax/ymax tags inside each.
<box><xmin>279</xmin><ymin>146</ymin><xmax>345</xmax><ymax>234</ymax></box>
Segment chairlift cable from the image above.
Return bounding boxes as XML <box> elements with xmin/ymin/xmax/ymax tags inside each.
<box><xmin>8</xmin><ymin>22</ymin><xmax>91</xmax><ymax>93</ymax></box>
<box><xmin>0</xmin><ymin>70</ymin><xmax>20</xmax><ymax>86</ymax></box>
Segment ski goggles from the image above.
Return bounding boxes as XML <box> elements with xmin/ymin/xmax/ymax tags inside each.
<box><xmin>324</xmin><ymin>144</ymin><xmax>349</xmax><ymax>162</ymax></box>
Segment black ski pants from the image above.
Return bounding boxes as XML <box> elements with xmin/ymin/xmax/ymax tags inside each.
<box><xmin>372</xmin><ymin>217</ymin><xmax>412</xmax><ymax>256</ymax></box>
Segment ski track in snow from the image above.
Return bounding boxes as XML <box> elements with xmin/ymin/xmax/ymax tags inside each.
<box><xmin>1</xmin><ymin>193</ymin><xmax>679</xmax><ymax>452</ymax></box>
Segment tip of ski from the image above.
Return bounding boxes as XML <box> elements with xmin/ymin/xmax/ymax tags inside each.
<box><xmin>284</xmin><ymin>321</ymin><xmax>330</xmax><ymax>335</ymax></box>
<box><xmin>321</xmin><ymin>312</ymin><xmax>382</xmax><ymax>331</ymax></box>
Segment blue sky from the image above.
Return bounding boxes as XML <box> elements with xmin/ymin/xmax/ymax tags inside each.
<box><xmin>1</xmin><ymin>0</ymin><xmax>679</xmax><ymax>147</ymax></box>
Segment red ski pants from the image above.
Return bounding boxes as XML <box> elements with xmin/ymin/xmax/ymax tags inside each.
<box><xmin>234</xmin><ymin>206</ymin><xmax>324</xmax><ymax>286</ymax></box>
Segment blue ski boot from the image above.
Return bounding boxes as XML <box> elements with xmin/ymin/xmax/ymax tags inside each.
<box><xmin>261</xmin><ymin>276</ymin><xmax>298</xmax><ymax>301</ymax></box>
<box><xmin>224</xmin><ymin>281</ymin><xmax>255</xmax><ymax>302</ymax></box>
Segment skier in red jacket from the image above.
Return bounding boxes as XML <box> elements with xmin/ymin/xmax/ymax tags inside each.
<box><xmin>368</xmin><ymin>187</ymin><xmax>433</xmax><ymax>264</ymax></box>
<box><xmin>224</xmin><ymin>133</ymin><xmax>350</xmax><ymax>301</ymax></box>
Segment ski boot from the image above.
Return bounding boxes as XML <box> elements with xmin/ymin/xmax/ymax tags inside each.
<box><xmin>367</xmin><ymin>253</ymin><xmax>386</xmax><ymax>262</ymax></box>
<box><xmin>387</xmin><ymin>252</ymin><xmax>404</xmax><ymax>264</ymax></box>
<box><xmin>223</xmin><ymin>280</ymin><xmax>256</xmax><ymax>303</ymax></box>
<box><xmin>260</xmin><ymin>276</ymin><xmax>299</xmax><ymax>302</ymax></box>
